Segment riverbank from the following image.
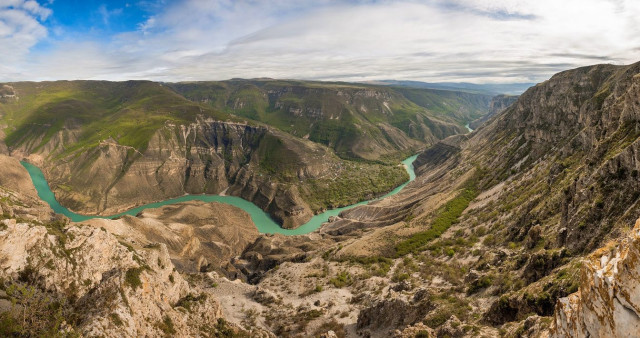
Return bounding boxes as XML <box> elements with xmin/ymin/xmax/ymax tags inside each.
<box><xmin>21</xmin><ymin>154</ymin><xmax>418</xmax><ymax>235</ymax></box>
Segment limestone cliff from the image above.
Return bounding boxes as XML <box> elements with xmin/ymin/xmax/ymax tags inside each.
<box><xmin>468</xmin><ymin>94</ymin><xmax>518</xmax><ymax>130</ymax></box>
<box><xmin>0</xmin><ymin>218</ymin><xmax>252</xmax><ymax>337</ymax></box>
<box><xmin>28</xmin><ymin>117</ymin><xmax>323</xmax><ymax>228</ymax></box>
<box><xmin>269</xmin><ymin>61</ymin><xmax>640</xmax><ymax>335</ymax></box>
<box><xmin>551</xmin><ymin>218</ymin><xmax>640</xmax><ymax>337</ymax></box>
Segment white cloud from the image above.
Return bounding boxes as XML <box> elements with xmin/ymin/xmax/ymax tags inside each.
<box><xmin>3</xmin><ymin>0</ymin><xmax>640</xmax><ymax>83</ymax></box>
<box><xmin>0</xmin><ymin>0</ymin><xmax>49</xmax><ymax>71</ymax></box>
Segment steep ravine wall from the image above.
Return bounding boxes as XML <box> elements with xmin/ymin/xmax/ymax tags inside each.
<box><xmin>551</xmin><ymin>218</ymin><xmax>640</xmax><ymax>337</ymax></box>
<box><xmin>12</xmin><ymin>117</ymin><xmax>329</xmax><ymax>228</ymax></box>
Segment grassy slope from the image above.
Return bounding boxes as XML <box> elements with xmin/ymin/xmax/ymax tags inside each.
<box><xmin>168</xmin><ymin>80</ymin><xmax>492</xmax><ymax>161</ymax></box>
<box><xmin>391</xmin><ymin>86</ymin><xmax>492</xmax><ymax>123</ymax></box>
<box><xmin>1</xmin><ymin>81</ymin><xmax>236</xmax><ymax>154</ymax></box>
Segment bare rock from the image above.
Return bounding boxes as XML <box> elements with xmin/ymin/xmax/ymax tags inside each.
<box><xmin>0</xmin><ymin>220</ymin><xmax>229</xmax><ymax>337</ymax></box>
<box><xmin>550</xmin><ymin>218</ymin><xmax>640</xmax><ymax>337</ymax></box>
<box><xmin>357</xmin><ymin>291</ymin><xmax>434</xmax><ymax>335</ymax></box>
<box><xmin>435</xmin><ymin>315</ymin><xmax>464</xmax><ymax>338</ymax></box>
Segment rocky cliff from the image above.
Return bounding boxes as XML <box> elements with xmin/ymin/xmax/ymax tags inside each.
<box><xmin>468</xmin><ymin>94</ymin><xmax>518</xmax><ymax>130</ymax></box>
<box><xmin>0</xmin><ymin>155</ymin><xmax>264</xmax><ymax>337</ymax></box>
<box><xmin>551</xmin><ymin>218</ymin><xmax>640</xmax><ymax>337</ymax></box>
<box><xmin>0</xmin><ymin>81</ymin><xmax>408</xmax><ymax>229</ymax></box>
<box><xmin>170</xmin><ymin>80</ymin><xmax>488</xmax><ymax>161</ymax></box>
<box><xmin>222</xmin><ymin>61</ymin><xmax>640</xmax><ymax>336</ymax></box>
<box><xmin>29</xmin><ymin>117</ymin><xmax>325</xmax><ymax>228</ymax></box>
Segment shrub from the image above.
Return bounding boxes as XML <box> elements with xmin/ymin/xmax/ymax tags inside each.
<box><xmin>329</xmin><ymin>271</ymin><xmax>353</xmax><ymax>288</ymax></box>
<box><xmin>125</xmin><ymin>267</ymin><xmax>144</xmax><ymax>290</ymax></box>
<box><xmin>156</xmin><ymin>316</ymin><xmax>176</xmax><ymax>335</ymax></box>
<box><xmin>467</xmin><ymin>275</ymin><xmax>493</xmax><ymax>294</ymax></box>
<box><xmin>0</xmin><ymin>282</ymin><xmax>78</xmax><ymax>336</ymax></box>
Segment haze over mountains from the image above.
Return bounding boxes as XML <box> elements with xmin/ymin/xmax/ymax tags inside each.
<box><xmin>369</xmin><ymin>80</ymin><xmax>535</xmax><ymax>95</ymax></box>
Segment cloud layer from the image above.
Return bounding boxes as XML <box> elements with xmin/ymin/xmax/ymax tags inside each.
<box><xmin>1</xmin><ymin>0</ymin><xmax>640</xmax><ymax>83</ymax></box>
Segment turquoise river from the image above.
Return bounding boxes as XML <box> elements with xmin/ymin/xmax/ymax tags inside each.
<box><xmin>21</xmin><ymin>154</ymin><xmax>418</xmax><ymax>235</ymax></box>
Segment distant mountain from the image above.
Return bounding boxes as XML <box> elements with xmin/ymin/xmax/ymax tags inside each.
<box><xmin>371</xmin><ymin>80</ymin><xmax>536</xmax><ymax>95</ymax></box>
<box><xmin>168</xmin><ymin>79</ymin><xmax>493</xmax><ymax>161</ymax></box>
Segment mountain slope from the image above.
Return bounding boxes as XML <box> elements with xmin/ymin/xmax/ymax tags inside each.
<box><xmin>169</xmin><ymin>80</ymin><xmax>492</xmax><ymax>161</ymax></box>
<box><xmin>221</xmin><ymin>61</ymin><xmax>640</xmax><ymax>335</ymax></box>
<box><xmin>0</xmin><ymin>81</ymin><xmax>408</xmax><ymax>228</ymax></box>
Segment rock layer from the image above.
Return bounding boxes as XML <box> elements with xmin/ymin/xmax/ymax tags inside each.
<box><xmin>551</xmin><ymin>218</ymin><xmax>640</xmax><ymax>337</ymax></box>
<box><xmin>0</xmin><ymin>219</ymin><xmax>228</xmax><ymax>337</ymax></box>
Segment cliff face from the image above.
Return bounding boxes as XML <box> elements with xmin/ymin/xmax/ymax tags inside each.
<box><xmin>170</xmin><ymin>80</ymin><xmax>486</xmax><ymax>161</ymax></box>
<box><xmin>278</xmin><ymin>61</ymin><xmax>640</xmax><ymax>335</ymax></box>
<box><xmin>468</xmin><ymin>94</ymin><xmax>518</xmax><ymax>130</ymax></box>
<box><xmin>0</xmin><ymin>160</ymin><xmax>256</xmax><ymax>337</ymax></box>
<box><xmin>0</xmin><ymin>81</ymin><xmax>411</xmax><ymax>229</ymax></box>
<box><xmin>30</xmin><ymin>117</ymin><xmax>325</xmax><ymax>228</ymax></box>
<box><xmin>551</xmin><ymin>218</ymin><xmax>640</xmax><ymax>337</ymax></box>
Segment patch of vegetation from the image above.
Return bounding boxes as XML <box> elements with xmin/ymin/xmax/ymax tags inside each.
<box><xmin>329</xmin><ymin>271</ymin><xmax>353</xmax><ymax>288</ymax></box>
<box><xmin>156</xmin><ymin>315</ymin><xmax>176</xmax><ymax>336</ymax></box>
<box><xmin>312</xmin><ymin>319</ymin><xmax>346</xmax><ymax>338</ymax></box>
<box><xmin>467</xmin><ymin>274</ymin><xmax>493</xmax><ymax>294</ymax></box>
<box><xmin>124</xmin><ymin>267</ymin><xmax>145</xmax><ymax>290</ymax></box>
<box><xmin>241</xmin><ymin>307</ymin><xmax>259</xmax><ymax>328</ymax></box>
<box><xmin>202</xmin><ymin>318</ymin><xmax>247</xmax><ymax>337</ymax></box>
<box><xmin>0</xmin><ymin>281</ymin><xmax>79</xmax><ymax>337</ymax></box>
<box><xmin>3</xmin><ymin>81</ymin><xmax>236</xmax><ymax>155</ymax></box>
<box><xmin>342</xmin><ymin>256</ymin><xmax>393</xmax><ymax>277</ymax></box>
<box><xmin>395</xmin><ymin>176</ymin><xmax>478</xmax><ymax>256</ymax></box>
<box><xmin>175</xmin><ymin>293</ymin><xmax>207</xmax><ymax>313</ymax></box>
<box><xmin>424</xmin><ymin>292</ymin><xmax>472</xmax><ymax>328</ymax></box>
<box><xmin>109</xmin><ymin>313</ymin><xmax>124</xmax><ymax>327</ymax></box>
<box><xmin>302</xmin><ymin>161</ymin><xmax>408</xmax><ymax>212</ymax></box>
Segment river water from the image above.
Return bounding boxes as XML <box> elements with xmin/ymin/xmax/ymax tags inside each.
<box><xmin>21</xmin><ymin>154</ymin><xmax>418</xmax><ymax>235</ymax></box>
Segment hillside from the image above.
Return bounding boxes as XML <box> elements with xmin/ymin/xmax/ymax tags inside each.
<box><xmin>203</xmin><ymin>61</ymin><xmax>640</xmax><ymax>336</ymax></box>
<box><xmin>168</xmin><ymin>80</ymin><xmax>492</xmax><ymax>161</ymax></box>
<box><xmin>0</xmin><ymin>81</ymin><xmax>409</xmax><ymax>228</ymax></box>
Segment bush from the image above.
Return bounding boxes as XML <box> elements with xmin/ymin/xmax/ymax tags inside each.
<box><xmin>0</xmin><ymin>282</ymin><xmax>78</xmax><ymax>336</ymax></box>
<box><xmin>125</xmin><ymin>267</ymin><xmax>144</xmax><ymax>290</ymax></box>
<box><xmin>467</xmin><ymin>275</ymin><xmax>493</xmax><ymax>294</ymax></box>
<box><xmin>329</xmin><ymin>271</ymin><xmax>353</xmax><ymax>288</ymax></box>
<box><xmin>156</xmin><ymin>316</ymin><xmax>176</xmax><ymax>335</ymax></box>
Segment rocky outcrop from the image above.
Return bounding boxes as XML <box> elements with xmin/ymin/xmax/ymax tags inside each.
<box><xmin>550</xmin><ymin>218</ymin><xmax>640</xmax><ymax>337</ymax></box>
<box><xmin>357</xmin><ymin>289</ymin><xmax>433</xmax><ymax>336</ymax></box>
<box><xmin>0</xmin><ymin>154</ymin><xmax>53</xmax><ymax>221</ymax></box>
<box><xmin>84</xmin><ymin>200</ymin><xmax>260</xmax><ymax>274</ymax></box>
<box><xmin>0</xmin><ymin>218</ymin><xmax>242</xmax><ymax>337</ymax></box>
<box><xmin>234</xmin><ymin>233</ymin><xmax>335</xmax><ymax>283</ymax></box>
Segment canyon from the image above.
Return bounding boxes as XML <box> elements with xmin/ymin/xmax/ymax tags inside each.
<box><xmin>1</xmin><ymin>61</ymin><xmax>640</xmax><ymax>337</ymax></box>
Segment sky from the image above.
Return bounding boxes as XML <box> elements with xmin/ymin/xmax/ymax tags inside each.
<box><xmin>0</xmin><ymin>0</ymin><xmax>639</xmax><ymax>83</ymax></box>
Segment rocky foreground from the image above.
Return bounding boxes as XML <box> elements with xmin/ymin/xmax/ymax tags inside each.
<box><xmin>0</xmin><ymin>155</ymin><xmax>259</xmax><ymax>337</ymax></box>
<box><xmin>551</xmin><ymin>219</ymin><xmax>640</xmax><ymax>337</ymax></box>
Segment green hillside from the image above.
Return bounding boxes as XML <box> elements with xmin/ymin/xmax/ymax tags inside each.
<box><xmin>169</xmin><ymin>79</ymin><xmax>492</xmax><ymax>162</ymax></box>
<box><xmin>1</xmin><ymin>81</ymin><xmax>236</xmax><ymax>154</ymax></box>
